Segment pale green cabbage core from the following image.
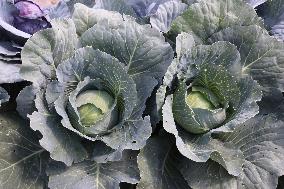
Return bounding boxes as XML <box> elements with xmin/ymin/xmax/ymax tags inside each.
<box><xmin>186</xmin><ymin>91</ymin><xmax>214</xmax><ymax>110</ymax></box>
<box><xmin>76</xmin><ymin>90</ymin><xmax>114</xmax><ymax>126</ymax></box>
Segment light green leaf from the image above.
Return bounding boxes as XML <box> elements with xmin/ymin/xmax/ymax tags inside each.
<box><xmin>101</xmin><ymin>116</ymin><xmax>152</xmax><ymax>150</ymax></box>
<box><xmin>150</xmin><ymin>1</ymin><xmax>188</xmax><ymax>32</ymax></box>
<box><xmin>180</xmin><ymin>159</ymin><xmax>238</xmax><ymax>189</ymax></box>
<box><xmin>137</xmin><ymin>135</ymin><xmax>190</xmax><ymax>189</ymax></box>
<box><xmin>56</xmin><ymin>47</ymin><xmax>99</xmax><ymax>84</ymax></box>
<box><xmin>94</xmin><ymin>0</ymin><xmax>137</xmax><ymax>18</ymax></box>
<box><xmin>48</xmin><ymin>151</ymin><xmax>140</xmax><ymax>189</ymax></box>
<box><xmin>80</xmin><ymin>15</ymin><xmax>174</xmax><ymax>82</ymax></box>
<box><xmin>178</xmin><ymin>41</ymin><xmax>242</xmax><ymax>78</ymax></box>
<box><xmin>91</xmin><ymin>141</ymin><xmax>123</xmax><ymax>163</ymax></box>
<box><xmin>214</xmin><ymin>76</ymin><xmax>262</xmax><ymax>132</ymax></box>
<box><xmin>176</xmin><ymin>32</ymin><xmax>195</xmax><ymax>58</ymax></box>
<box><xmin>20</xmin><ymin>19</ymin><xmax>78</xmax><ymax>87</ymax></box>
<box><xmin>0</xmin><ymin>112</ymin><xmax>47</xmax><ymax>189</ymax></box>
<box><xmin>209</xmin><ymin>25</ymin><xmax>284</xmax><ymax>91</ymax></box>
<box><xmin>72</xmin><ymin>3</ymin><xmax>124</xmax><ymax>36</ymax></box>
<box><xmin>170</xmin><ymin>0</ymin><xmax>263</xmax><ymax>43</ymax></box>
<box><xmin>130</xmin><ymin>75</ymin><xmax>158</xmax><ymax>119</ymax></box>
<box><xmin>66</xmin><ymin>0</ymin><xmax>96</xmax><ymax>13</ymax></box>
<box><xmin>29</xmin><ymin>89</ymin><xmax>88</xmax><ymax>166</ymax></box>
<box><xmin>155</xmin><ymin>58</ymin><xmax>178</xmax><ymax>123</ymax></box>
<box><xmin>154</xmin><ymin>32</ymin><xmax>195</xmax><ymax>122</ymax></box>
<box><xmin>180</xmin><ymin>115</ymin><xmax>284</xmax><ymax>189</ymax></box>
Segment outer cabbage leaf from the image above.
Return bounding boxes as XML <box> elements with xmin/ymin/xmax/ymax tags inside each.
<box><xmin>137</xmin><ymin>134</ymin><xmax>190</xmax><ymax>189</ymax></box>
<box><xmin>93</xmin><ymin>0</ymin><xmax>184</xmax><ymax>19</ymax></box>
<box><xmin>150</xmin><ymin>0</ymin><xmax>188</xmax><ymax>32</ymax></box>
<box><xmin>163</xmin><ymin>95</ymin><xmax>245</xmax><ymax>176</ymax></box>
<box><xmin>79</xmin><ymin>10</ymin><xmax>173</xmax><ymax>82</ymax></box>
<box><xmin>209</xmin><ymin>25</ymin><xmax>284</xmax><ymax>92</ymax></box>
<box><xmin>0</xmin><ymin>87</ymin><xmax>9</xmax><ymax>106</ymax></box>
<box><xmin>72</xmin><ymin>3</ymin><xmax>124</xmax><ymax>36</ymax></box>
<box><xmin>50</xmin><ymin>3</ymin><xmax>173</xmax><ymax>88</ymax></box>
<box><xmin>66</xmin><ymin>0</ymin><xmax>96</xmax><ymax>11</ymax></box>
<box><xmin>93</xmin><ymin>0</ymin><xmax>187</xmax><ymax>31</ymax></box>
<box><xmin>20</xmin><ymin>19</ymin><xmax>78</xmax><ymax>87</ymax></box>
<box><xmin>48</xmin><ymin>0</ymin><xmax>96</xmax><ymax>19</ymax></box>
<box><xmin>125</xmin><ymin>0</ymin><xmax>171</xmax><ymax>17</ymax></box>
<box><xmin>180</xmin><ymin>114</ymin><xmax>284</xmax><ymax>189</ymax></box>
<box><xmin>29</xmin><ymin>87</ymin><xmax>88</xmax><ymax>166</ymax></box>
<box><xmin>94</xmin><ymin>0</ymin><xmax>137</xmax><ymax>18</ymax></box>
<box><xmin>16</xmin><ymin>85</ymin><xmax>37</xmax><ymax>118</ymax></box>
<box><xmin>169</xmin><ymin>0</ymin><xmax>263</xmax><ymax>43</ymax></box>
<box><xmin>47</xmin><ymin>0</ymin><xmax>71</xmax><ymax>19</ymax></box>
<box><xmin>160</xmin><ymin>36</ymin><xmax>262</xmax><ymax>176</ymax></box>
<box><xmin>153</xmin><ymin>32</ymin><xmax>195</xmax><ymax>124</ymax></box>
<box><xmin>257</xmin><ymin>0</ymin><xmax>284</xmax><ymax>41</ymax></box>
<box><xmin>0</xmin><ymin>112</ymin><xmax>48</xmax><ymax>189</ymax></box>
<box><xmin>91</xmin><ymin>141</ymin><xmax>123</xmax><ymax>163</ymax></box>
<box><xmin>258</xmin><ymin>88</ymin><xmax>284</xmax><ymax>119</ymax></box>
<box><xmin>48</xmin><ymin>151</ymin><xmax>139</xmax><ymax>189</ymax></box>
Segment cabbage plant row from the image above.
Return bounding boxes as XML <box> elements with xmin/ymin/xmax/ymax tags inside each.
<box><xmin>0</xmin><ymin>0</ymin><xmax>284</xmax><ymax>189</ymax></box>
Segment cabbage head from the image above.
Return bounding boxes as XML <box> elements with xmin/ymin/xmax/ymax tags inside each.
<box><xmin>159</xmin><ymin>33</ymin><xmax>262</xmax><ymax>176</ymax></box>
<box><xmin>19</xmin><ymin>3</ymin><xmax>173</xmax><ymax>166</ymax></box>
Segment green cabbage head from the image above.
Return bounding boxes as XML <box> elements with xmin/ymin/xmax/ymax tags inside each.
<box><xmin>159</xmin><ymin>33</ymin><xmax>262</xmax><ymax>176</ymax></box>
<box><xmin>18</xmin><ymin>3</ymin><xmax>173</xmax><ymax>166</ymax></box>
